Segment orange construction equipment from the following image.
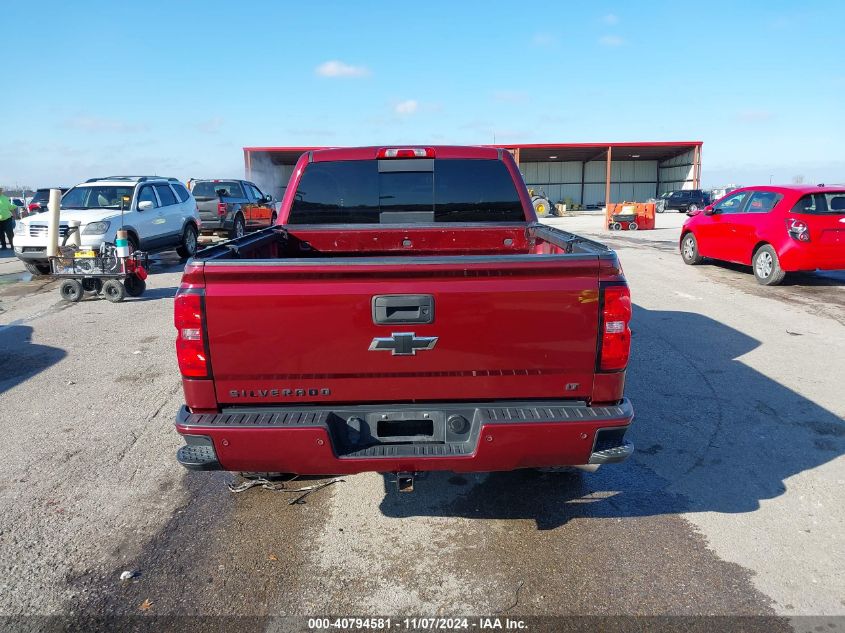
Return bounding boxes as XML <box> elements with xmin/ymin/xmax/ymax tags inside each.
<box><xmin>605</xmin><ymin>202</ymin><xmax>656</xmax><ymax>231</ymax></box>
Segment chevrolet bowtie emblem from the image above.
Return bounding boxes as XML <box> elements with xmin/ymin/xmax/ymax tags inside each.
<box><xmin>369</xmin><ymin>332</ymin><xmax>438</xmax><ymax>356</ymax></box>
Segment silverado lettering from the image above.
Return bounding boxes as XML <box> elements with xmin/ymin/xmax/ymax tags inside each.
<box><xmin>228</xmin><ymin>388</ymin><xmax>332</xmax><ymax>398</ymax></box>
<box><xmin>173</xmin><ymin>146</ymin><xmax>634</xmax><ymax>485</ymax></box>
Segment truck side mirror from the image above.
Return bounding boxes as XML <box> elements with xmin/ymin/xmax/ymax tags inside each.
<box><xmin>138</xmin><ymin>200</ymin><xmax>154</xmax><ymax>211</ymax></box>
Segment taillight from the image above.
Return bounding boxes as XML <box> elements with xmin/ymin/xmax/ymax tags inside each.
<box><xmin>28</xmin><ymin>202</ymin><xmax>39</xmax><ymax>211</ymax></box>
<box><xmin>599</xmin><ymin>284</ymin><xmax>632</xmax><ymax>372</ymax></box>
<box><xmin>787</xmin><ymin>218</ymin><xmax>810</xmax><ymax>242</ymax></box>
<box><xmin>217</xmin><ymin>202</ymin><xmax>227</xmax><ymax>217</ymax></box>
<box><xmin>376</xmin><ymin>147</ymin><xmax>435</xmax><ymax>159</ymax></box>
<box><xmin>175</xmin><ymin>290</ymin><xmax>209</xmax><ymax>377</ymax></box>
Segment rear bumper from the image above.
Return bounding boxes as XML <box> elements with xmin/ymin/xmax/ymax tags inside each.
<box><xmin>779</xmin><ymin>240</ymin><xmax>845</xmax><ymax>271</ymax></box>
<box><xmin>175</xmin><ymin>399</ymin><xmax>634</xmax><ymax>474</ymax></box>
<box><xmin>198</xmin><ymin>215</ymin><xmax>233</xmax><ymax>232</ymax></box>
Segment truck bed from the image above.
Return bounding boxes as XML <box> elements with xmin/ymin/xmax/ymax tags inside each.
<box><xmin>192</xmin><ymin>222</ymin><xmax>612</xmax><ymax>261</ymax></box>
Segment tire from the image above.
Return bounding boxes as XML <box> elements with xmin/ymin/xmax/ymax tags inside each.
<box><xmin>656</xmin><ymin>207</ymin><xmax>664</xmax><ymax>214</ymax></box>
<box><xmin>124</xmin><ymin>274</ymin><xmax>146</xmax><ymax>297</ymax></box>
<box><xmin>229</xmin><ymin>214</ymin><xmax>245</xmax><ymax>240</ymax></box>
<box><xmin>81</xmin><ymin>278</ymin><xmax>102</xmax><ymax>294</ymax></box>
<box><xmin>121</xmin><ymin>232</ymin><xmax>139</xmax><ymax>255</ymax></box>
<box><xmin>753</xmin><ymin>244</ymin><xmax>786</xmax><ymax>286</ymax></box>
<box><xmin>59</xmin><ymin>279</ymin><xmax>83</xmax><ymax>302</ymax></box>
<box><xmin>681</xmin><ymin>232</ymin><xmax>704</xmax><ymax>265</ymax></box>
<box><xmin>531</xmin><ymin>195</ymin><xmax>553</xmax><ymax>218</ymax></box>
<box><xmin>175</xmin><ymin>223</ymin><xmax>198</xmax><ymax>259</ymax></box>
<box><xmin>610</xmin><ymin>222</ymin><xmax>621</xmax><ymax>231</ymax></box>
<box><xmin>24</xmin><ymin>261</ymin><xmax>51</xmax><ymax>276</ymax></box>
<box><xmin>628</xmin><ymin>222</ymin><xmax>638</xmax><ymax>231</ymax></box>
<box><xmin>688</xmin><ymin>204</ymin><xmax>699</xmax><ymax>213</ymax></box>
<box><xmin>102</xmin><ymin>279</ymin><xmax>126</xmax><ymax>303</ymax></box>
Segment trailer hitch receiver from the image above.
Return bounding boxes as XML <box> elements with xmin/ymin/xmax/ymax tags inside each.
<box><xmin>396</xmin><ymin>472</ymin><xmax>415</xmax><ymax>493</ymax></box>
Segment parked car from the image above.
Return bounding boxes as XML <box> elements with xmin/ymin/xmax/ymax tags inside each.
<box><xmin>172</xmin><ymin>146</ymin><xmax>634</xmax><ymax>489</ymax></box>
<box><xmin>8</xmin><ymin>197</ymin><xmax>26</xmax><ymax>219</ymax></box>
<box><xmin>680</xmin><ymin>184</ymin><xmax>845</xmax><ymax>285</ymax></box>
<box><xmin>26</xmin><ymin>188</ymin><xmax>69</xmax><ymax>215</ymax></box>
<box><xmin>709</xmin><ymin>186</ymin><xmax>740</xmax><ymax>203</ymax></box>
<box><xmin>14</xmin><ymin>176</ymin><xmax>200</xmax><ymax>275</ymax></box>
<box><xmin>191</xmin><ymin>179</ymin><xmax>276</xmax><ymax>239</ymax></box>
<box><xmin>661</xmin><ymin>189</ymin><xmax>710</xmax><ymax>213</ymax></box>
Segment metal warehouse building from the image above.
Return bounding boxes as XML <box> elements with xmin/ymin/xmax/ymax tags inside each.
<box><xmin>243</xmin><ymin>141</ymin><xmax>702</xmax><ymax>209</ymax></box>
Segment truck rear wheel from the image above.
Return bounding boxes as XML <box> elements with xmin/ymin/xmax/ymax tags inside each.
<box><xmin>230</xmin><ymin>214</ymin><xmax>245</xmax><ymax>240</ymax></box>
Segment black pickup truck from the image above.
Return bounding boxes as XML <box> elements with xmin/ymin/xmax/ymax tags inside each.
<box><xmin>191</xmin><ymin>179</ymin><xmax>276</xmax><ymax>239</ymax></box>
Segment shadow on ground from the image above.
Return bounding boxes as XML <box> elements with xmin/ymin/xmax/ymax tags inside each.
<box><xmin>134</xmin><ymin>286</ymin><xmax>179</xmax><ymax>302</ymax></box>
<box><xmin>380</xmin><ymin>305</ymin><xmax>844</xmax><ymax>529</ymax></box>
<box><xmin>706</xmin><ymin>260</ymin><xmax>845</xmax><ymax>286</ymax></box>
<box><xmin>0</xmin><ymin>325</ymin><xmax>67</xmax><ymax>396</ymax></box>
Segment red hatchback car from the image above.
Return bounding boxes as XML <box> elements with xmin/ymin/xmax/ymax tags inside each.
<box><xmin>680</xmin><ymin>185</ymin><xmax>845</xmax><ymax>285</ymax></box>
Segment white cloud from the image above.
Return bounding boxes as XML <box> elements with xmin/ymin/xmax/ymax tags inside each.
<box><xmin>394</xmin><ymin>100</ymin><xmax>419</xmax><ymax>115</ymax></box>
<box><xmin>64</xmin><ymin>116</ymin><xmax>147</xmax><ymax>133</ymax></box>
<box><xmin>598</xmin><ymin>35</ymin><xmax>625</xmax><ymax>47</ymax></box>
<box><xmin>603</xmin><ymin>13</ymin><xmax>620</xmax><ymax>25</ymax></box>
<box><xmin>531</xmin><ymin>33</ymin><xmax>557</xmax><ymax>48</ymax></box>
<box><xmin>315</xmin><ymin>60</ymin><xmax>371</xmax><ymax>78</ymax></box>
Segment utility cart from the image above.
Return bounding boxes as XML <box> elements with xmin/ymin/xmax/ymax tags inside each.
<box><xmin>49</xmin><ymin>245</ymin><xmax>149</xmax><ymax>303</ymax></box>
<box><xmin>606</xmin><ymin>202</ymin><xmax>656</xmax><ymax>231</ymax></box>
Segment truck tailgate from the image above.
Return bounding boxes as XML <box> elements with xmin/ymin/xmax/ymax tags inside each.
<box><xmin>195</xmin><ymin>198</ymin><xmax>221</xmax><ymax>225</ymax></box>
<box><xmin>203</xmin><ymin>257</ymin><xmax>601</xmax><ymax>405</ymax></box>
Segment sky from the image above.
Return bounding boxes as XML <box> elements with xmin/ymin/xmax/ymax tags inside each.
<box><xmin>2</xmin><ymin>0</ymin><xmax>844</xmax><ymax>189</ymax></box>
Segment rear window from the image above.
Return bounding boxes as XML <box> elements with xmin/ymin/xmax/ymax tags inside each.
<box><xmin>172</xmin><ymin>183</ymin><xmax>191</xmax><ymax>203</ymax></box>
<box><xmin>192</xmin><ymin>180</ymin><xmax>244</xmax><ymax>199</ymax></box>
<box><xmin>154</xmin><ymin>184</ymin><xmax>178</xmax><ymax>206</ymax></box>
<box><xmin>791</xmin><ymin>192</ymin><xmax>845</xmax><ymax>214</ymax></box>
<box><xmin>288</xmin><ymin>159</ymin><xmax>525</xmax><ymax>224</ymax></box>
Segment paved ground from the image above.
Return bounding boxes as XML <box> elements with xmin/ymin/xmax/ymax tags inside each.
<box><xmin>0</xmin><ymin>214</ymin><xmax>842</xmax><ymax>630</ymax></box>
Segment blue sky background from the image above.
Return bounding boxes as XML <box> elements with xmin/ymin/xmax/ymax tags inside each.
<box><xmin>2</xmin><ymin>0</ymin><xmax>844</xmax><ymax>188</ymax></box>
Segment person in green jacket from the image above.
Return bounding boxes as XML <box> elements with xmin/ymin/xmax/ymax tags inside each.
<box><xmin>0</xmin><ymin>187</ymin><xmax>17</xmax><ymax>249</ymax></box>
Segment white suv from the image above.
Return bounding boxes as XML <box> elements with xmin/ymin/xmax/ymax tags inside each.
<box><xmin>14</xmin><ymin>176</ymin><xmax>200</xmax><ymax>275</ymax></box>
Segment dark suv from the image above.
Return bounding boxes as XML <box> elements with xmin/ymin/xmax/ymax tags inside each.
<box><xmin>661</xmin><ymin>189</ymin><xmax>710</xmax><ymax>213</ymax></box>
<box><xmin>27</xmin><ymin>188</ymin><xmax>69</xmax><ymax>215</ymax></box>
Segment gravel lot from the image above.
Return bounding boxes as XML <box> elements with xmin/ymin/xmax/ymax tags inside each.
<box><xmin>0</xmin><ymin>213</ymin><xmax>842</xmax><ymax>630</ymax></box>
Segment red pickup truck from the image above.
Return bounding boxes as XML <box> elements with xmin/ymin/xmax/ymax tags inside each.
<box><xmin>173</xmin><ymin>146</ymin><xmax>634</xmax><ymax>489</ymax></box>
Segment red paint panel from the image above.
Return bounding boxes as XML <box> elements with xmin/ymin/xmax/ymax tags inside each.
<box><xmin>204</xmin><ymin>257</ymin><xmax>600</xmax><ymax>406</ymax></box>
<box><xmin>182</xmin><ymin>378</ymin><xmax>217</xmax><ymax>412</ymax></box>
<box><xmin>177</xmin><ymin>420</ymin><xmax>631</xmax><ymax>473</ymax></box>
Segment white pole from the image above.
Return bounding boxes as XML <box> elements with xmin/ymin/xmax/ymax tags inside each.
<box><xmin>46</xmin><ymin>188</ymin><xmax>62</xmax><ymax>257</ymax></box>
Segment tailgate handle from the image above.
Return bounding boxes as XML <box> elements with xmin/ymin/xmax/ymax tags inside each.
<box><xmin>372</xmin><ymin>295</ymin><xmax>434</xmax><ymax>324</ymax></box>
